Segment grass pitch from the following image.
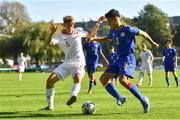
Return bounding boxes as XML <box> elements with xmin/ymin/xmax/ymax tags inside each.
<box><xmin>0</xmin><ymin>70</ymin><xmax>180</xmax><ymax>120</ymax></box>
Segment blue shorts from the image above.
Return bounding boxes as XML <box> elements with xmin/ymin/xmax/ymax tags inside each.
<box><xmin>86</xmin><ymin>64</ymin><xmax>97</xmax><ymax>74</ymax></box>
<box><xmin>164</xmin><ymin>64</ymin><xmax>175</xmax><ymax>72</ymax></box>
<box><xmin>106</xmin><ymin>54</ymin><xmax>136</xmax><ymax>78</ymax></box>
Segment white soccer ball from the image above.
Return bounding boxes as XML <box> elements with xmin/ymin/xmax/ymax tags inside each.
<box><xmin>82</xmin><ymin>101</ymin><xmax>96</xmax><ymax>115</ymax></box>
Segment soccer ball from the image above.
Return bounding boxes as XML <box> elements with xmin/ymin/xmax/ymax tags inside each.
<box><xmin>82</xmin><ymin>101</ymin><xmax>96</xmax><ymax>114</ymax></box>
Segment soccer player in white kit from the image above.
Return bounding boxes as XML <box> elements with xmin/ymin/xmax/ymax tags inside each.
<box><xmin>17</xmin><ymin>52</ymin><xmax>27</xmax><ymax>81</ymax></box>
<box><xmin>42</xmin><ymin>16</ymin><xmax>104</xmax><ymax>110</ymax></box>
<box><xmin>137</xmin><ymin>44</ymin><xmax>154</xmax><ymax>87</ymax></box>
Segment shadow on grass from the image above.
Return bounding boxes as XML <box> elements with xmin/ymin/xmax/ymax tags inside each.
<box><xmin>0</xmin><ymin>92</ymin><xmax>69</xmax><ymax>97</ymax></box>
<box><xmin>0</xmin><ymin>111</ymin><xmax>126</xmax><ymax>119</ymax></box>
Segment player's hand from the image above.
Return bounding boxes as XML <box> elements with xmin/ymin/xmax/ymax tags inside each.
<box><xmin>50</xmin><ymin>23</ymin><xmax>58</xmax><ymax>33</ymax></box>
<box><xmin>86</xmin><ymin>37</ymin><xmax>95</xmax><ymax>43</ymax></box>
<box><xmin>174</xmin><ymin>63</ymin><xmax>177</xmax><ymax>68</ymax></box>
<box><xmin>97</xmin><ymin>16</ymin><xmax>106</xmax><ymax>24</ymax></box>
<box><xmin>152</xmin><ymin>42</ymin><xmax>159</xmax><ymax>48</ymax></box>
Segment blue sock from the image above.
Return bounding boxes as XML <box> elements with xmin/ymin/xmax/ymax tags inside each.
<box><xmin>89</xmin><ymin>80</ymin><xmax>93</xmax><ymax>90</ymax></box>
<box><xmin>166</xmin><ymin>77</ymin><xmax>170</xmax><ymax>86</ymax></box>
<box><xmin>175</xmin><ymin>77</ymin><xmax>179</xmax><ymax>87</ymax></box>
<box><xmin>129</xmin><ymin>83</ymin><xmax>144</xmax><ymax>103</ymax></box>
<box><xmin>105</xmin><ymin>82</ymin><xmax>121</xmax><ymax>100</ymax></box>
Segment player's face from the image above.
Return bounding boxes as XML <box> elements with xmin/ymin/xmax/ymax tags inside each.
<box><xmin>111</xmin><ymin>48</ymin><xmax>115</xmax><ymax>52</ymax></box>
<box><xmin>107</xmin><ymin>17</ymin><xmax>120</xmax><ymax>29</ymax></box>
<box><xmin>64</xmin><ymin>22</ymin><xmax>75</xmax><ymax>34</ymax></box>
<box><xmin>166</xmin><ymin>42</ymin><xmax>171</xmax><ymax>48</ymax></box>
<box><xmin>142</xmin><ymin>46</ymin><xmax>147</xmax><ymax>51</ymax></box>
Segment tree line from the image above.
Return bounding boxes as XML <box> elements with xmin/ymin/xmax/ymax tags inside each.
<box><xmin>0</xmin><ymin>1</ymin><xmax>179</xmax><ymax>66</ymax></box>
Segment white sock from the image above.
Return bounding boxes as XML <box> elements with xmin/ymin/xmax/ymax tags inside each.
<box><xmin>138</xmin><ymin>72</ymin><xmax>144</xmax><ymax>85</ymax></box>
<box><xmin>46</xmin><ymin>88</ymin><xmax>55</xmax><ymax>109</ymax></box>
<box><xmin>71</xmin><ymin>83</ymin><xmax>81</xmax><ymax>97</ymax></box>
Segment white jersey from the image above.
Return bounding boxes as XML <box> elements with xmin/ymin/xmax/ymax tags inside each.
<box><xmin>52</xmin><ymin>27</ymin><xmax>87</xmax><ymax>66</ymax></box>
<box><xmin>140</xmin><ymin>50</ymin><xmax>153</xmax><ymax>73</ymax></box>
<box><xmin>140</xmin><ymin>50</ymin><xmax>153</xmax><ymax>66</ymax></box>
<box><xmin>17</xmin><ymin>56</ymin><xmax>26</xmax><ymax>67</ymax></box>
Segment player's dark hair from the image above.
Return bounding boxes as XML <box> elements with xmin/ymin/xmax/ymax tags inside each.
<box><xmin>110</xmin><ymin>45</ymin><xmax>114</xmax><ymax>49</ymax></box>
<box><xmin>105</xmin><ymin>9</ymin><xmax>120</xmax><ymax>19</ymax></box>
<box><xmin>63</xmin><ymin>16</ymin><xmax>75</xmax><ymax>23</ymax></box>
<box><xmin>166</xmin><ymin>39</ymin><xmax>173</xmax><ymax>44</ymax></box>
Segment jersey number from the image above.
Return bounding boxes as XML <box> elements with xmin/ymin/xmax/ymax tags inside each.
<box><xmin>65</xmin><ymin>41</ymin><xmax>70</xmax><ymax>47</ymax></box>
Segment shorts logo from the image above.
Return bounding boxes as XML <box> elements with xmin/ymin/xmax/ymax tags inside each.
<box><xmin>124</xmin><ymin>62</ymin><xmax>128</xmax><ymax>71</ymax></box>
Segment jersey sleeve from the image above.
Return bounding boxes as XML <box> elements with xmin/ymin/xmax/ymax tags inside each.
<box><xmin>52</xmin><ymin>34</ymin><xmax>61</xmax><ymax>44</ymax></box>
<box><xmin>173</xmin><ymin>48</ymin><xmax>177</xmax><ymax>56</ymax></box>
<box><xmin>75</xmin><ymin>27</ymin><xmax>88</xmax><ymax>37</ymax></box>
<box><xmin>127</xmin><ymin>26</ymin><xmax>140</xmax><ymax>36</ymax></box>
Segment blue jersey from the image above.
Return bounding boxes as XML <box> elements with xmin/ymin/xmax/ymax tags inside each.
<box><xmin>83</xmin><ymin>42</ymin><xmax>102</xmax><ymax>64</ymax></box>
<box><xmin>163</xmin><ymin>48</ymin><xmax>176</xmax><ymax>68</ymax></box>
<box><xmin>107</xmin><ymin>25</ymin><xmax>139</xmax><ymax>57</ymax></box>
<box><xmin>106</xmin><ymin>25</ymin><xmax>139</xmax><ymax>78</ymax></box>
<box><xmin>108</xmin><ymin>52</ymin><xmax>118</xmax><ymax>66</ymax></box>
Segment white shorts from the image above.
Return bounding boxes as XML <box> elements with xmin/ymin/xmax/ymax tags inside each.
<box><xmin>140</xmin><ymin>64</ymin><xmax>152</xmax><ymax>74</ymax></box>
<box><xmin>18</xmin><ymin>66</ymin><xmax>25</xmax><ymax>73</ymax></box>
<box><xmin>53</xmin><ymin>62</ymin><xmax>85</xmax><ymax>80</ymax></box>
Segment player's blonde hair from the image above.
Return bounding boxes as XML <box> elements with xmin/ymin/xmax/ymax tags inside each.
<box><xmin>63</xmin><ymin>16</ymin><xmax>75</xmax><ymax>23</ymax></box>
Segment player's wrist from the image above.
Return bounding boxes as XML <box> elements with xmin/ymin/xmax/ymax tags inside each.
<box><xmin>96</xmin><ymin>22</ymin><xmax>100</xmax><ymax>26</ymax></box>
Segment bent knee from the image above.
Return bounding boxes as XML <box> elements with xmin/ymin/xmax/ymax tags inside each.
<box><xmin>119</xmin><ymin>75</ymin><xmax>131</xmax><ymax>89</ymax></box>
<box><xmin>46</xmin><ymin>73</ymin><xmax>59</xmax><ymax>88</ymax></box>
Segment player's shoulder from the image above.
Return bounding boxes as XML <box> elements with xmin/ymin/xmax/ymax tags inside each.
<box><xmin>147</xmin><ymin>50</ymin><xmax>152</xmax><ymax>53</ymax></box>
<box><xmin>172</xmin><ymin>48</ymin><xmax>176</xmax><ymax>51</ymax></box>
<box><xmin>55</xmin><ymin>32</ymin><xmax>64</xmax><ymax>38</ymax></box>
<box><xmin>122</xmin><ymin>25</ymin><xmax>139</xmax><ymax>32</ymax></box>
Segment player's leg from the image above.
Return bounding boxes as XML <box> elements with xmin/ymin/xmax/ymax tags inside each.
<box><xmin>147</xmin><ymin>65</ymin><xmax>153</xmax><ymax>87</ymax></box>
<box><xmin>66</xmin><ymin>65</ymin><xmax>85</xmax><ymax>106</ymax></box>
<box><xmin>165</xmin><ymin>71</ymin><xmax>170</xmax><ymax>87</ymax></box>
<box><xmin>100</xmin><ymin>70</ymin><xmax>126</xmax><ymax>106</ymax></box>
<box><xmin>87</xmin><ymin>72</ymin><xmax>96</xmax><ymax>94</ymax></box>
<box><xmin>45</xmin><ymin>72</ymin><xmax>60</xmax><ymax>110</ymax></box>
<box><xmin>119</xmin><ymin>54</ymin><xmax>149</xmax><ymax>113</ymax></box>
<box><xmin>119</xmin><ymin>74</ymin><xmax>149</xmax><ymax>113</ymax></box>
<box><xmin>137</xmin><ymin>71</ymin><xmax>144</xmax><ymax>87</ymax></box>
<box><xmin>19</xmin><ymin>72</ymin><xmax>22</xmax><ymax>81</ymax></box>
<box><xmin>18</xmin><ymin>67</ymin><xmax>24</xmax><ymax>81</ymax></box>
<box><xmin>43</xmin><ymin>63</ymin><xmax>68</xmax><ymax>110</ymax></box>
<box><xmin>87</xmin><ymin>64</ymin><xmax>96</xmax><ymax>94</ymax></box>
<box><xmin>148</xmin><ymin>73</ymin><xmax>152</xmax><ymax>87</ymax></box>
<box><xmin>137</xmin><ymin>66</ymin><xmax>144</xmax><ymax>87</ymax></box>
<box><xmin>172</xmin><ymin>71</ymin><xmax>179</xmax><ymax>87</ymax></box>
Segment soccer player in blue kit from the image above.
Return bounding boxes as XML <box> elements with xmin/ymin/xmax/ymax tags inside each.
<box><xmin>163</xmin><ymin>40</ymin><xmax>179</xmax><ymax>87</ymax></box>
<box><xmin>83</xmin><ymin>41</ymin><xmax>109</xmax><ymax>94</ymax></box>
<box><xmin>88</xmin><ymin>9</ymin><xmax>159</xmax><ymax>113</ymax></box>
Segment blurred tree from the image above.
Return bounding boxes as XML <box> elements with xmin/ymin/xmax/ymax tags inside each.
<box><xmin>133</xmin><ymin>4</ymin><xmax>172</xmax><ymax>56</ymax></box>
<box><xmin>0</xmin><ymin>1</ymin><xmax>30</xmax><ymax>34</ymax></box>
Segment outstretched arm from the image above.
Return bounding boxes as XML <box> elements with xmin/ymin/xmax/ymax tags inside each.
<box><xmin>87</xmin><ymin>16</ymin><xmax>112</xmax><ymax>43</ymax></box>
<box><xmin>99</xmin><ymin>51</ymin><xmax>109</xmax><ymax>66</ymax></box>
<box><xmin>47</xmin><ymin>23</ymin><xmax>58</xmax><ymax>45</ymax></box>
<box><xmin>139</xmin><ymin>30</ymin><xmax>159</xmax><ymax>48</ymax></box>
<box><xmin>88</xmin><ymin>16</ymin><xmax>106</xmax><ymax>37</ymax></box>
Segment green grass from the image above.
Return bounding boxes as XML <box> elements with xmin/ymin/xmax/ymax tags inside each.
<box><xmin>0</xmin><ymin>70</ymin><xmax>180</xmax><ymax>120</ymax></box>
